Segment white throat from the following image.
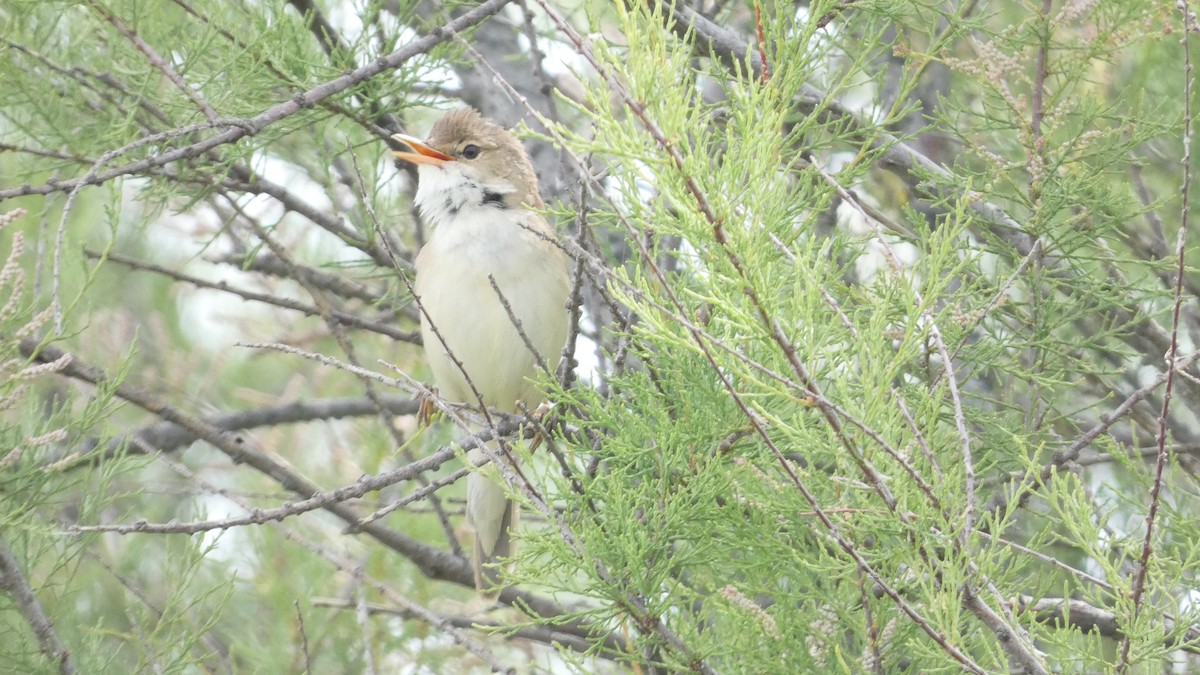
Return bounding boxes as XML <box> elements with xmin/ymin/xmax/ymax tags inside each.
<box><xmin>414</xmin><ymin>164</ymin><xmax>516</xmax><ymax>226</ymax></box>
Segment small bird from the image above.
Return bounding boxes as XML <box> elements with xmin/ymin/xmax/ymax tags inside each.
<box><xmin>392</xmin><ymin>108</ymin><xmax>570</xmax><ymax>591</ymax></box>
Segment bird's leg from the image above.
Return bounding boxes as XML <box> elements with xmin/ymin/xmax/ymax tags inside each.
<box><xmin>527</xmin><ymin>433</ymin><xmax>544</xmax><ymax>454</ymax></box>
<box><xmin>516</xmin><ymin>400</ymin><xmax>555</xmax><ymax>454</ymax></box>
<box><xmin>417</xmin><ymin>386</ymin><xmax>440</xmax><ymax>427</ymax></box>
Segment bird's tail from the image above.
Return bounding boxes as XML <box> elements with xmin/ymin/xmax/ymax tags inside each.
<box><xmin>467</xmin><ymin>470</ymin><xmax>519</xmax><ymax>595</ymax></box>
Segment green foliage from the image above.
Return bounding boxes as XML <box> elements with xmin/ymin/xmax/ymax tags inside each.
<box><xmin>1</xmin><ymin>0</ymin><xmax>1198</xmax><ymax>672</ymax></box>
<box><xmin>513</xmin><ymin>0</ymin><xmax>1199</xmax><ymax>671</ymax></box>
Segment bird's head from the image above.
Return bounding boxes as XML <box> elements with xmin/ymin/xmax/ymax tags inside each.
<box><xmin>392</xmin><ymin>107</ymin><xmax>543</xmax><ymax>223</ymax></box>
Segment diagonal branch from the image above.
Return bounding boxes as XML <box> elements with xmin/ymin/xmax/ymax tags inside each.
<box><xmin>0</xmin><ymin>538</ymin><xmax>78</xmax><ymax>675</ymax></box>
<box><xmin>657</xmin><ymin>0</ymin><xmax>1200</xmax><ymax>410</ymax></box>
<box><xmin>86</xmin><ymin>249</ymin><xmax>419</xmax><ymax>343</ymax></box>
<box><xmin>1120</xmin><ymin>6</ymin><xmax>1197</xmax><ymax>669</ymax></box>
<box><xmin>74</xmin><ymin>395</ymin><xmax>420</xmax><ymax>464</ymax></box>
<box><xmin>0</xmin><ymin>0</ymin><xmax>512</xmax><ymax>203</ymax></box>
<box><xmin>15</xmin><ymin>338</ymin><xmax>613</xmax><ymax>648</ymax></box>
<box><xmin>68</xmin><ymin>444</ymin><xmax>458</xmax><ymax>536</ymax></box>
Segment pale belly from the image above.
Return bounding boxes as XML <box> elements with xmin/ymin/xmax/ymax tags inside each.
<box><xmin>414</xmin><ymin>214</ymin><xmax>568</xmax><ymax>413</ymax></box>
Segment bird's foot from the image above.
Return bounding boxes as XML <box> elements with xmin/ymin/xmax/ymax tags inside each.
<box><xmin>526</xmin><ymin>401</ymin><xmax>554</xmax><ymax>453</ymax></box>
<box><xmin>531</xmin><ymin>400</ymin><xmax>553</xmax><ymax>420</ymax></box>
<box><xmin>417</xmin><ymin>387</ymin><xmax>439</xmax><ymax>427</ymax></box>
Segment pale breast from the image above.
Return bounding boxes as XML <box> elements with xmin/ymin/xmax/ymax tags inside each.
<box><xmin>414</xmin><ymin>208</ymin><xmax>569</xmax><ymax>413</ymax></box>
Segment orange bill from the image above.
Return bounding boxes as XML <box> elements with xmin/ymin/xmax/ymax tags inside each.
<box><xmin>391</xmin><ymin>133</ymin><xmax>452</xmax><ymax>166</ymax></box>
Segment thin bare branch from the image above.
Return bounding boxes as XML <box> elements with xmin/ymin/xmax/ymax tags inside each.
<box><xmin>0</xmin><ymin>538</ymin><xmax>78</xmax><ymax>675</ymax></box>
<box><xmin>0</xmin><ymin>0</ymin><xmax>512</xmax><ymax>203</ymax></box>
<box><xmin>1120</xmin><ymin>6</ymin><xmax>1197</xmax><ymax>669</ymax></box>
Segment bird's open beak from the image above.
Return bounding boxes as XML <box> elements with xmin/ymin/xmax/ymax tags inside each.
<box><xmin>391</xmin><ymin>133</ymin><xmax>452</xmax><ymax>166</ymax></box>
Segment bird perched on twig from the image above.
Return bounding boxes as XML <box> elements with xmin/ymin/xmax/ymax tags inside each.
<box><xmin>392</xmin><ymin>107</ymin><xmax>570</xmax><ymax>592</ymax></box>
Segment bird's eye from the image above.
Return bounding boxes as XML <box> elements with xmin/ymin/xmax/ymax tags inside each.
<box><xmin>461</xmin><ymin>144</ymin><xmax>481</xmax><ymax>160</ymax></box>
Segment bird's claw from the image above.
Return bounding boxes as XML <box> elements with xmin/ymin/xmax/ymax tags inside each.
<box><xmin>531</xmin><ymin>401</ymin><xmax>553</xmax><ymax>419</ymax></box>
<box><xmin>417</xmin><ymin>387</ymin><xmax>439</xmax><ymax>427</ymax></box>
<box><xmin>527</xmin><ymin>401</ymin><xmax>554</xmax><ymax>453</ymax></box>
